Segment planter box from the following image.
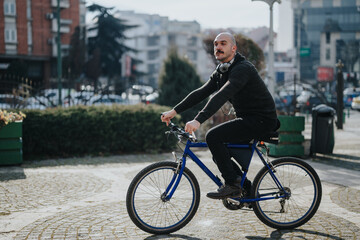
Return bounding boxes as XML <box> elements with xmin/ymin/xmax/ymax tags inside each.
<box><xmin>268</xmin><ymin>115</ymin><xmax>305</xmax><ymax>157</ymax></box>
<box><xmin>0</xmin><ymin>122</ymin><xmax>23</xmax><ymax>165</ymax></box>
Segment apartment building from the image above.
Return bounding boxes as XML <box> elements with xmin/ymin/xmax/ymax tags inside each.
<box><xmin>292</xmin><ymin>0</ymin><xmax>360</xmax><ymax>83</ymax></box>
<box><xmin>0</xmin><ymin>0</ymin><xmax>86</xmax><ymax>87</ymax></box>
<box><xmin>116</xmin><ymin>10</ymin><xmax>213</xmax><ymax>89</ymax></box>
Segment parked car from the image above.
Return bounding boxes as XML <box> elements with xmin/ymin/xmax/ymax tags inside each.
<box><xmin>344</xmin><ymin>87</ymin><xmax>360</xmax><ymax>95</ymax></box>
<box><xmin>275</xmin><ymin>94</ymin><xmax>296</xmax><ymax>113</ymax></box>
<box><xmin>90</xmin><ymin>94</ymin><xmax>124</xmax><ymax>106</ymax></box>
<box><xmin>351</xmin><ymin>96</ymin><xmax>360</xmax><ymax>111</ymax></box>
<box><xmin>296</xmin><ymin>90</ymin><xmax>329</xmax><ymax>112</ymax></box>
<box><xmin>296</xmin><ymin>90</ymin><xmax>312</xmax><ymax>105</ymax></box>
<box><xmin>344</xmin><ymin>92</ymin><xmax>360</xmax><ymax>108</ymax></box>
<box><xmin>0</xmin><ymin>94</ymin><xmax>27</xmax><ymax>109</ymax></box>
<box><xmin>142</xmin><ymin>91</ymin><xmax>159</xmax><ymax>104</ymax></box>
<box><xmin>131</xmin><ymin>85</ymin><xmax>153</xmax><ymax>95</ymax></box>
<box><xmin>26</xmin><ymin>96</ymin><xmax>48</xmax><ymax>109</ymax></box>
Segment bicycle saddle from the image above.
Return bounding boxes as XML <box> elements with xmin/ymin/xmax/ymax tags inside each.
<box><xmin>258</xmin><ymin>132</ymin><xmax>279</xmax><ymax>144</ymax></box>
<box><xmin>258</xmin><ymin>118</ymin><xmax>280</xmax><ymax>144</ymax></box>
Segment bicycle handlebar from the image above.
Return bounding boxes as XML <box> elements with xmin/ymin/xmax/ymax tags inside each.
<box><xmin>167</xmin><ymin>122</ymin><xmax>197</xmax><ymax>141</ymax></box>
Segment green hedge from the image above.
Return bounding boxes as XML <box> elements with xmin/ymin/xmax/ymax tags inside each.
<box><xmin>22</xmin><ymin>105</ymin><xmax>179</xmax><ymax>160</ymax></box>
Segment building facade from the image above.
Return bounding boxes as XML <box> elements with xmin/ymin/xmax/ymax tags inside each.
<box><xmin>292</xmin><ymin>0</ymin><xmax>360</xmax><ymax>84</ymax></box>
<box><xmin>0</xmin><ymin>0</ymin><xmax>86</xmax><ymax>88</ymax></box>
<box><xmin>116</xmin><ymin>11</ymin><xmax>213</xmax><ymax>89</ymax></box>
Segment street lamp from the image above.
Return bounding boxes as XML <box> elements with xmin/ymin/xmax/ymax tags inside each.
<box><xmin>252</xmin><ymin>0</ymin><xmax>281</xmax><ymax>98</ymax></box>
<box><xmin>57</xmin><ymin>0</ymin><xmax>62</xmax><ymax>106</ymax></box>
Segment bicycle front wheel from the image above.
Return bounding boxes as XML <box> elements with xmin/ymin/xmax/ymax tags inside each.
<box><xmin>252</xmin><ymin>157</ymin><xmax>322</xmax><ymax>229</ymax></box>
<box><xmin>126</xmin><ymin>161</ymin><xmax>200</xmax><ymax>234</ymax></box>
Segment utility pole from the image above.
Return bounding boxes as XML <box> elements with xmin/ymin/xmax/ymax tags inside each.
<box><xmin>296</xmin><ymin>0</ymin><xmax>301</xmax><ymax>81</ymax></box>
<box><xmin>252</xmin><ymin>0</ymin><xmax>281</xmax><ymax>98</ymax></box>
<box><xmin>57</xmin><ymin>0</ymin><xmax>62</xmax><ymax>106</ymax></box>
<box><xmin>336</xmin><ymin>59</ymin><xmax>344</xmax><ymax>129</ymax></box>
<box><xmin>293</xmin><ymin>73</ymin><xmax>297</xmax><ymax>115</ymax></box>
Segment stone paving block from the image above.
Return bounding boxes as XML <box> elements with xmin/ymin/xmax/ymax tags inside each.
<box><xmin>0</xmin><ymin>130</ymin><xmax>360</xmax><ymax>240</ymax></box>
<box><xmin>8</xmin><ymin>199</ymin><xmax>360</xmax><ymax>240</ymax></box>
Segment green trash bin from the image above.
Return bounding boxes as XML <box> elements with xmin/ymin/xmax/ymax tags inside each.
<box><xmin>0</xmin><ymin>121</ymin><xmax>23</xmax><ymax>165</ymax></box>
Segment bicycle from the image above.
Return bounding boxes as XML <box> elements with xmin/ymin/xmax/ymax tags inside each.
<box><xmin>126</xmin><ymin>122</ymin><xmax>322</xmax><ymax>234</ymax></box>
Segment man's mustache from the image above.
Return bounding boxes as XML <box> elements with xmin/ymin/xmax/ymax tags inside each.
<box><xmin>216</xmin><ymin>50</ymin><xmax>224</xmax><ymax>54</ymax></box>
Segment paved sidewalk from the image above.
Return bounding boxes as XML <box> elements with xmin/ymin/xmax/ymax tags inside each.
<box><xmin>0</xmin><ymin>110</ymin><xmax>360</xmax><ymax>240</ymax></box>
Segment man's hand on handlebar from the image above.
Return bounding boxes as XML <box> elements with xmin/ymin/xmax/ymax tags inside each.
<box><xmin>161</xmin><ymin>110</ymin><xmax>199</xmax><ymax>140</ymax></box>
<box><xmin>161</xmin><ymin>109</ymin><xmax>177</xmax><ymax>126</ymax></box>
<box><xmin>185</xmin><ymin>120</ymin><xmax>200</xmax><ymax>134</ymax></box>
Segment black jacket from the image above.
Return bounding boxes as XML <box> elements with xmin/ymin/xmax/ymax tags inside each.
<box><xmin>174</xmin><ymin>52</ymin><xmax>277</xmax><ymax>124</ymax></box>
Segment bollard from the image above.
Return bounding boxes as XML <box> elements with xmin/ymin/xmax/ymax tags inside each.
<box><xmin>0</xmin><ymin>122</ymin><xmax>23</xmax><ymax>165</ymax></box>
<box><xmin>268</xmin><ymin>115</ymin><xmax>305</xmax><ymax>157</ymax></box>
<box><xmin>306</xmin><ymin>110</ymin><xmax>310</xmax><ymax>123</ymax></box>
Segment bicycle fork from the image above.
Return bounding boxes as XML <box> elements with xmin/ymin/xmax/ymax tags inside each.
<box><xmin>162</xmin><ymin>151</ymin><xmax>186</xmax><ymax>202</ymax></box>
<box><xmin>162</xmin><ymin>140</ymin><xmax>224</xmax><ymax>202</ymax></box>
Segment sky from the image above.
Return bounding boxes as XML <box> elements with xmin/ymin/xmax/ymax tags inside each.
<box><xmin>87</xmin><ymin>0</ymin><xmax>293</xmax><ymax>51</ymax></box>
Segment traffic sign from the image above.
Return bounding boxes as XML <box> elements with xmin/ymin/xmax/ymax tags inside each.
<box><xmin>300</xmin><ymin>48</ymin><xmax>311</xmax><ymax>57</ymax></box>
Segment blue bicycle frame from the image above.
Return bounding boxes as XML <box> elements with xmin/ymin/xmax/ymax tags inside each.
<box><xmin>165</xmin><ymin>139</ymin><xmax>289</xmax><ymax>203</ymax></box>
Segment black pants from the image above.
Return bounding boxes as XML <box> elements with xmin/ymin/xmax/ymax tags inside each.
<box><xmin>205</xmin><ymin>115</ymin><xmax>277</xmax><ymax>185</ymax></box>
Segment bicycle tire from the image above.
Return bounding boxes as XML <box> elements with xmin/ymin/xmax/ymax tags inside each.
<box><xmin>252</xmin><ymin>157</ymin><xmax>322</xmax><ymax>229</ymax></box>
<box><xmin>126</xmin><ymin>161</ymin><xmax>200</xmax><ymax>234</ymax></box>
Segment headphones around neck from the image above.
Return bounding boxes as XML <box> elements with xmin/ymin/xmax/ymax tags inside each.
<box><xmin>216</xmin><ymin>57</ymin><xmax>235</xmax><ymax>74</ymax></box>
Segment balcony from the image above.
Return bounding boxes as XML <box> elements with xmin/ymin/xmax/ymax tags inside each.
<box><xmin>51</xmin><ymin>19</ymin><xmax>70</xmax><ymax>33</ymax></box>
<box><xmin>51</xmin><ymin>42</ymin><xmax>70</xmax><ymax>57</ymax></box>
<box><xmin>51</xmin><ymin>0</ymin><xmax>70</xmax><ymax>8</ymax></box>
<box><xmin>5</xmin><ymin>44</ymin><xmax>17</xmax><ymax>55</ymax></box>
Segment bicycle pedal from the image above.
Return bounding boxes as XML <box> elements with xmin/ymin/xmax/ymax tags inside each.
<box><xmin>244</xmin><ymin>203</ymin><xmax>253</xmax><ymax>209</ymax></box>
<box><xmin>226</xmin><ymin>198</ymin><xmax>241</xmax><ymax>205</ymax></box>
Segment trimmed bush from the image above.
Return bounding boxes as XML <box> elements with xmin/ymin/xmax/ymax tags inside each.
<box><xmin>22</xmin><ymin>105</ymin><xmax>179</xmax><ymax>160</ymax></box>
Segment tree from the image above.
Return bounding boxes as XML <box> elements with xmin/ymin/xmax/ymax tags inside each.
<box><xmin>158</xmin><ymin>50</ymin><xmax>205</xmax><ymax>122</ymax></box>
<box><xmin>86</xmin><ymin>4</ymin><xmax>137</xmax><ymax>91</ymax></box>
<box><xmin>203</xmin><ymin>33</ymin><xmax>265</xmax><ymax>74</ymax></box>
<box><xmin>62</xmin><ymin>26</ymin><xmax>86</xmax><ymax>88</ymax></box>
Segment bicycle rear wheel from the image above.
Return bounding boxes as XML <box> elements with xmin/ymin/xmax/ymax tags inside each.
<box><xmin>252</xmin><ymin>157</ymin><xmax>322</xmax><ymax>229</ymax></box>
<box><xmin>126</xmin><ymin>161</ymin><xmax>200</xmax><ymax>234</ymax></box>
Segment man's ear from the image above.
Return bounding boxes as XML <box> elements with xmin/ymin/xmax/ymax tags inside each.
<box><xmin>232</xmin><ymin>45</ymin><xmax>237</xmax><ymax>53</ymax></box>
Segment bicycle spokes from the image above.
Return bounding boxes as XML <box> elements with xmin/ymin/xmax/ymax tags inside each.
<box><xmin>252</xmin><ymin>158</ymin><xmax>322</xmax><ymax>229</ymax></box>
<box><xmin>127</xmin><ymin>162</ymin><xmax>200</xmax><ymax>234</ymax></box>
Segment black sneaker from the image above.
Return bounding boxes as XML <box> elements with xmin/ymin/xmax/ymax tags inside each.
<box><xmin>243</xmin><ymin>179</ymin><xmax>252</xmax><ymax>208</ymax></box>
<box><xmin>234</xmin><ymin>176</ymin><xmax>251</xmax><ymax>197</ymax></box>
<box><xmin>243</xmin><ymin>179</ymin><xmax>252</xmax><ymax>198</ymax></box>
<box><xmin>206</xmin><ymin>185</ymin><xmax>242</xmax><ymax>199</ymax></box>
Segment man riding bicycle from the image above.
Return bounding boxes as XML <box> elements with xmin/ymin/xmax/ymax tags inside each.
<box><xmin>161</xmin><ymin>32</ymin><xmax>277</xmax><ymax>199</ymax></box>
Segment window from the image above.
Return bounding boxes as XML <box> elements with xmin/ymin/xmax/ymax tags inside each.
<box><xmin>326</xmin><ymin>32</ymin><xmax>330</xmax><ymax>44</ymax></box>
<box><xmin>80</xmin><ymin>15</ymin><xmax>86</xmax><ymax>25</ymax></box>
<box><xmin>147</xmin><ymin>36</ymin><xmax>160</xmax><ymax>46</ymax></box>
<box><xmin>168</xmin><ymin>35</ymin><xmax>176</xmax><ymax>45</ymax></box>
<box><xmin>27</xmin><ymin>22</ymin><xmax>32</xmax><ymax>45</ymax></box>
<box><xmin>326</xmin><ymin>48</ymin><xmax>330</xmax><ymax>60</ymax></box>
<box><xmin>187</xmin><ymin>50</ymin><xmax>197</xmax><ymax>61</ymax></box>
<box><xmin>187</xmin><ymin>36</ymin><xmax>197</xmax><ymax>46</ymax></box>
<box><xmin>148</xmin><ymin>50</ymin><xmax>159</xmax><ymax>60</ymax></box>
<box><xmin>5</xmin><ymin>28</ymin><xmax>17</xmax><ymax>43</ymax></box>
<box><xmin>148</xmin><ymin>64</ymin><xmax>159</xmax><ymax>74</ymax></box>
<box><xmin>4</xmin><ymin>0</ymin><xmax>16</xmax><ymax>16</ymax></box>
<box><xmin>27</xmin><ymin>0</ymin><xmax>31</xmax><ymax>18</ymax></box>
